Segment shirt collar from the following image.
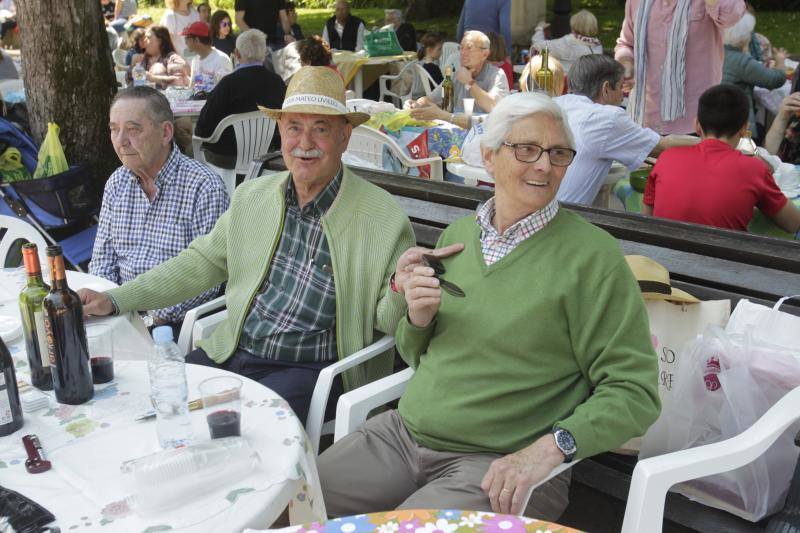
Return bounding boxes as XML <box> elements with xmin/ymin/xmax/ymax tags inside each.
<box><xmin>235</xmin><ymin>62</ymin><xmax>262</xmax><ymax>71</ymax></box>
<box><xmin>285</xmin><ymin>166</ymin><xmax>343</xmax><ymax>217</ymax></box>
<box><xmin>476</xmin><ymin>197</ymin><xmax>560</xmax><ymax>240</ymax></box>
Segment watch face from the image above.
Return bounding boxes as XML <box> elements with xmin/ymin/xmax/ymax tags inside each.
<box><xmin>555</xmin><ymin>429</ymin><xmax>576</xmax><ymax>456</ymax></box>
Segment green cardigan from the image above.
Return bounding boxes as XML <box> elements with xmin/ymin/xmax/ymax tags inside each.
<box><xmin>108</xmin><ymin>167</ymin><xmax>416</xmax><ymax>390</ymax></box>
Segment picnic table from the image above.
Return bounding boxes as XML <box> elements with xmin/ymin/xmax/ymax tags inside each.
<box><xmin>333</xmin><ymin>51</ymin><xmax>416</xmax><ymax>98</ymax></box>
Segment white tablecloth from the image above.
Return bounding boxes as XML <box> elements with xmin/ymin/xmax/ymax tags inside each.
<box><xmin>1</xmin><ymin>359</ymin><xmax>325</xmax><ymax>532</ymax></box>
<box><xmin>0</xmin><ymin>270</ymin><xmax>325</xmax><ymax>532</ymax></box>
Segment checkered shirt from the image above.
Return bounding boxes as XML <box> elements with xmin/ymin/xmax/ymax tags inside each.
<box><xmin>238</xmin><ymin>170</ymin><xmax>341</xmax><ymax>363</ymax></box>
<box><xmin>475</xmin><ymin>197</ymin><xmax>560</xmax><ymax>265</ymax></box>
<box><xmin>89</xmin><ymin>146</ymin><xmax>229</xmax><ymax>323</ymax></box>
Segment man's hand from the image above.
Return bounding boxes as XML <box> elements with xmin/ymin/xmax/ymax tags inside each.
<box><xmin>78</xmin><ymin>288</ymin><xmax>115</xmax><ymax>317</ymax></box>
<box><xmin>456</xmin><ymin>65</ymin><xmax>473</xmax><ymax>86</ymax></box>
<box><xmin>480</xmin><ymin>434</ymin><xmax>566</xmax><ymax>515</ymax></box>
<box><xmin>409</xmin><ymin>104</ymin><xmax>447</xmax><ymax>122</ymax></box>
<box><xmin>778</xmin><ymin>92</ymin><xmax>800</xmax><ymax>121</ymax></box>
<box><xmin>393</xmin><ymin>243</ymin><xmax>464</xmax><ymax>295</ymax></box>
<box><xmin>619</xmin><ymin>57</ymin><xmax>635</xmax><ymax>91</ymax></box>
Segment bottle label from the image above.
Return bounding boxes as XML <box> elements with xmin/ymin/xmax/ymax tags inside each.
<box><xmin>34</xmin><ymin>311</ymin><xmax>50</xmax><ymax>368</ymax></box>
<box><xmin>0</xmin><ymin>375</ymin><xmax>12</xmax><ymax>425</ymax></box>
<box><xmin>44</xmin><ymin>315</ymin><xmax>57</xmax><ymax>367</ymax></box>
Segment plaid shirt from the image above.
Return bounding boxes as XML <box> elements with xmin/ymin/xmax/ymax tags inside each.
<box><xmin>476</xmin><ymin>198</ymin><xmax>560</xmax><ymax>265</ymax></box>
<box><xmin>90</xmin><ymin>146</ymin><xmax>229</xmax><ymax>323</ymax></box>
<box><xmin>238</xmin><ymin>170</ymin><xmax>341</xmax><ymax>363</ymax></box>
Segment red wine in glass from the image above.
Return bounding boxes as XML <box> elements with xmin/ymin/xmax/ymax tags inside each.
<box><xmin>90</xmin><ymin>357</ymin><xmax>114</xmax><ymax>384</ymax></box>
<box><xmin>206</xmin><ymin>409</ymin><xmax>240</xmax><ymax>439</ymax></box>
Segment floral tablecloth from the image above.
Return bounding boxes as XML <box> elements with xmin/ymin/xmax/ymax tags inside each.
<box><xmin>258</xmin><ymin>509</ymin><xmax>583</xmax><ymax>533</ymax></box>
<box><xmin>0</xmin><ymin>354</ymin><xmax>325</xmax><ymax>532</ymax></box>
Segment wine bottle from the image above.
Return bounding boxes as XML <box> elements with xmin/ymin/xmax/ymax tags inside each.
<box><xmin>0</xmin><ymin>337</ymin><xmax>24</xmax><ymax>437</ymax></box>
<box><xmin>18</xmin><ymin>244</ymin><xmax>52</xmax><ymax>391</ymax></box>
<box><xmin>43</xmin><ymin>245</ymin><xmax>93</xmax><ymax>405</ymax></box>
<box><xmin>442</xmin><ymin>64</ymin><xmax>454</xmax><ymax>114</ymax></box>
<box><xmin>534</xmin><ymin>47</ymin><xmax>555</xmax><ymax>96</ymax></box>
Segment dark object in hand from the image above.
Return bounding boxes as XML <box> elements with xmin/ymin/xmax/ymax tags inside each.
<box><xmin>421</xmin><ymin>254</ymin><xmax>465</xmax><ymax>298</ymax></box>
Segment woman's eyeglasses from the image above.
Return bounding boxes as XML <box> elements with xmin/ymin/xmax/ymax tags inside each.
<box><xmin>501</xmin><ymin>142</ymin><xmax>576</xmax><ymax>167</ymax></box>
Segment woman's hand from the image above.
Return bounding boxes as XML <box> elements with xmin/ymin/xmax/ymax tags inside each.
<box><xmin>393</xmin><ymin>243</ymin><xmax>464</xmax><ymax>296</ymax></box>
<box><xmin>778</xmin><ymin>92</ymin><xmax>800</xmax><ymax>121</ymax></box>
<box><xmin>405</xmin><ymin>265</ymin><xmax>443</xmax><ymax>328</ymax></box>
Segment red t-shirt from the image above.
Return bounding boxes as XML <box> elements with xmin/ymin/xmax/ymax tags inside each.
<box><xmin>643</xmin><ymin>139</ymin><xmax>788</xmax><ymax>231</ymax></box>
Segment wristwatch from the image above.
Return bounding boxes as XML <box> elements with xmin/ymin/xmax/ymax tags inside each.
<box><xmin>552</xmin><ymin>428</ymin><xmax>577</xmax><ymax>463</ymax></box>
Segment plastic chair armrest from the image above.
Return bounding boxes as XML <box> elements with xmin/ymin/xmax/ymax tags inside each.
<box><xmin>305</xmin><ymin>335</ymin><xmax>395</xmax><ymax>454</ymax></box>
<box><xmin>177</xmin><ymin>295</ymin><xmax>225</xmax><ymax>355</ymax></box>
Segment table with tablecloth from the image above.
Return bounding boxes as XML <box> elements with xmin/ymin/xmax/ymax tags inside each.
<box><xmin>333</xmin><ymin>51</ymin><xmax>417</xmax><ymax>99</ymax></box>
<box><xmin>0</xmin><ymin>271</ymin><xmax>325</xmax><ymax>532</ymax></box>
<box><xmin>612</xmin><ymin>175</ymin><xmax>800</xmax><ymax>240</ymax></box>
<box><xmin>254</xmin><ymin>509</ymin><xmax>584</xmax><ymax>533</ymax></box>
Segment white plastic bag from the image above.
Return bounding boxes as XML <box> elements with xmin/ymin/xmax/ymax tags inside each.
<box><xmin>641</xmin><ymin>326</ymin><xmax>800</xmax><ymax>521</ymax></box>
<box><xmin>726</xmin><ymin>296</ymin><xmax>800</xmax><ymax>354</ymax></box>
<box><xmin>460</xmin><ymin>122</ymin><xmax>485</xmax><ymax>167</ymax></box>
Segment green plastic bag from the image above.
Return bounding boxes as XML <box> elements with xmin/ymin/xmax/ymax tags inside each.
<box><xmin>363</xmin><ymin>30</ymin><xmax>403</xmax><ymax>57</ymax></box>
<box><xmin>0</xmin><ymin>147</ymin><xmax>32</xmax><ymax>182</ymax></box>
<box><xmin>33</xmin><ymin>122</ymin><xmax>69</xmax><ymax>179</ymax></box>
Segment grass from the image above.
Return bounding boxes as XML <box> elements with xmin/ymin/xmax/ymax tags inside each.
<box><xmin>138</xmin><ymin>4</ymin><xmax>800</xmax><ymax>56</ymax></box>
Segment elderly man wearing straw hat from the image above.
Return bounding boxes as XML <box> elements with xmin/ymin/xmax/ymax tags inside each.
<box><xmin>79</xmin><ymin>66</ymin><xmax>438</xmax><ymax>423</ymax></box>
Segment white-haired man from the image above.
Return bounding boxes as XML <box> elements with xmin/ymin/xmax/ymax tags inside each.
<box><xmin>195</xmin><ymin>29</ymin><xmax>287</xmax><ymax>168</ymax></box>
<box><xmin>407</xmin><ymin>30</ymin><xmax>509</xmax><ymax>127</ymax></box>
<box><xmin>80</xmin><ymin>67</ymin><xmax>422</xmax><ymax>424</ymax></box>
<box><xmin>319</xmin><ymin>92</ymin><xmax>660</xmax><ymax>520</ymax></box>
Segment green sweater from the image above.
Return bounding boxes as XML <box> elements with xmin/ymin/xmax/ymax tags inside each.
<box><xmin>108</xmin><ymin>167</ymin><xmax>415</xmax><ymax>390</ymax></box>
<box><xmin>396</xmin><ymin>210</ymin><xmax>661</xmax><ymax>459</ymax></box>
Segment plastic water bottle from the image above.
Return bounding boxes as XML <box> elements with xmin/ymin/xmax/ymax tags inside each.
<box><xmin>132</xmin><ymin>62</ymin><xmax>146</xmax><ymax>87</ymax></box>
<box><xmin>149</xmin><ymin>326</ymin><xmax>192</xmax><ymax>449</ymax></box>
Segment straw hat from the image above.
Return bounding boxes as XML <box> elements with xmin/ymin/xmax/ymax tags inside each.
<box><xmin>625</xmin><ymin>255</ymin><xmax>699</xmax><ymax>304</ymax></box>
<box><xmin>259</xmin><ymin>66</ymin><xmax>369</xmax><ymax>126</ymax></box>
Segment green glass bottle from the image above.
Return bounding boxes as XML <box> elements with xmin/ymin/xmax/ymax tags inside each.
<box><xmin>18</xmin><ymin>243</ymin><xmax>52</xmax><ymax>390</ymax></box>
<box><xmin>442</xmin><ymin>64</ymin><xmax>455</xmax><ymax>114</ymax></box>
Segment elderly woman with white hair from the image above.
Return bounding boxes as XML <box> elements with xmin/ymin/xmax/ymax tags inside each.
<box><xmin>318</xmin><ymin>91</ymin><xmax>660</xmax><ymax>520</ymax></box>
<box><xmin>531</xmin><ymin>9</ymin><xmax>603</xmax><ymax>73</ymax></box>
<box><xmin>722</xmin><ymin>12</ymin><xmax>788</xmax><ymax>135</ymax></box>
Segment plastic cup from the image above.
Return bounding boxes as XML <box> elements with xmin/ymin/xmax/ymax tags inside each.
<box><xmin>86</xmin><ymin>323</ymin><xmax>114</xmax><ymax>384</ymax></box>
<box><xmin>463</xmin><ymin>98</ymin><xmax>475</xmax><ymax>120</ymax></box>
<box><xmin>199</xmin><ymin>376</ymin><xmax>242</xmax><ymax>439</ymax></box>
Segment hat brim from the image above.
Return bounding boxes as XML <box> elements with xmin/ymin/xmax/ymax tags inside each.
<box><xmin>642</xmin><ymin>287</ymin><xmax>700</xmax><ymax>304</ymax></box>
<box><xmin>258</xmin><ymin>104</ymin><xmax>370</xmax><ymax>127</ymax></box>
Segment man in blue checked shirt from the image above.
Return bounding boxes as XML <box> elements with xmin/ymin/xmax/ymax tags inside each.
<box><xmin>90</xmin><ymin>87</ymin><xmax>229</xmax><ymax>335</ymax></box>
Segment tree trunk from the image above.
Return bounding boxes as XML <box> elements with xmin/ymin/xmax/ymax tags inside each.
<box><xmin>16</xmin><ymin>0</ymin><xmax>119</xmax><ymax>187</ymax></box>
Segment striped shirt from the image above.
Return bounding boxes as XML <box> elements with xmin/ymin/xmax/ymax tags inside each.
<box><xmin>90</xmin><ymin>146</ymin><xmax>229</xmax><ymax>323</ymax></box>
<box><xmin>238</xmin><ymin>170</ymin><xmax>341</xmax><ymax>362</ymax></box>
<box><xmin>476</xmin><ymin>198</ymin><xmax>560</xmax><ymax>265</ymax></box>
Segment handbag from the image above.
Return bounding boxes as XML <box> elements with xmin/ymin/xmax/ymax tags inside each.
<box><xmin>726</xmin><ymin>296</ymin><xmax>800</xmax><ymax>353</ymax></box>
<box><xmin>363</xmin><ymin>30</ymin><xmax>403</xmax><ymax>57</ymax></box>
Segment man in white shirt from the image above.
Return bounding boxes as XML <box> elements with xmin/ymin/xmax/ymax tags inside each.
<box><xmin>182</xmin><ymin>21</ymin><xmax>233</xmax><ymax>95</ymax></box>
<box><xmin>555</xmin><ymin>54</ymin><xmax>697</xmax><ymax>205</ymax></box>
<box><xmin>322</xmin><ymin>0</ymin><xmax>365</xmax><ymax>52</ymax></box>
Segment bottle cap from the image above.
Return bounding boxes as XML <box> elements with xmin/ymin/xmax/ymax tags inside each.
<box><xmin>45</xmin><ymin>245</ymin><xmax>63</xmax><ymax>257</ymax></box>
<box><xmin>152</xmin><ymin>326</ymin><xmax>174</xmax><ymax>344</ymax></box>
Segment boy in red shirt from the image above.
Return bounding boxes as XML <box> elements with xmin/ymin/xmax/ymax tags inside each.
<box><xmin>643</xmin><ymin>85</ymin><xmax>800</xmax><ymax>235</ymax></box>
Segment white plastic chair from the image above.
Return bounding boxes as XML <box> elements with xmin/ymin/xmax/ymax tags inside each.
<box><xmin>441</xmin><ymin>41</ymin><xmax>460</xmax><ymax>72</ymax></box>
<box><xmin>177</xmin><ymin>297</ymin><xmax>397</xmax><ymax>455</ymax></box>
<box><xmin>332</xmin><ymin>364</ymin><xmax>578</xmax><ymax>509</ymax></box>
<box><xmin>0</xmin><ymin>215</ymin><xmax>47</xmax><ymax>267</ymax></box>
<box><xmin>378</xmin><ymin>62</ymin><xmax>437</xmax><ymax>108</ymax></box>
<box><xmin>620</xmin><ymin>385</ymin><xmax>800</xmax><ymax>533</ymax></box>
<box><xmin>346</xmin><ymin>125</ymin><xmax>443</xmax><ymax>181</ymax></box>
<box><xmin>192</xmin><ymin>111</ymin><xmax>277</xmax><ymax>198</ymax></box>
<box><xmin>112</xmin><ymin>48</ymin><xmax>128</xmax><ymax>70</ymax></box>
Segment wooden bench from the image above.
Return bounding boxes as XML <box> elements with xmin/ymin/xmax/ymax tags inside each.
<box><xmin>261</xmin><ymin>159</ymin><xmax>800</xmax><ymax>531</ymax></box>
